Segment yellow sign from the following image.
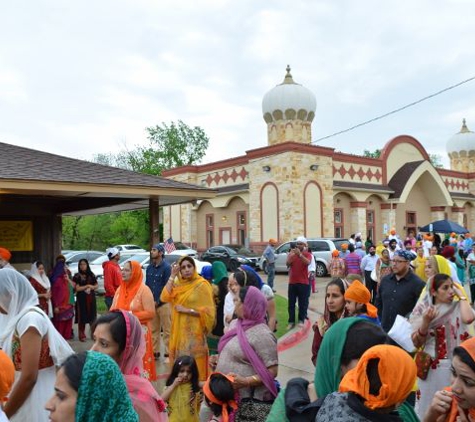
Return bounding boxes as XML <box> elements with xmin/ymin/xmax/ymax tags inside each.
<box><xmin>0</xmin><ymin>221</ymin><xmax>33</xmax><ymax>251</ymax></box>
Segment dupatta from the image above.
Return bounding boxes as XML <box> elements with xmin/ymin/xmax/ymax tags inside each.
<box><xmin>113</xmin><ymin>260</ymin><xmax>143</xmax><ymax>310</ymax></box>
<box><xmin>118</xmin><ymin>311</ymin><xmax>167</xmax><ymax>421</ymax></box>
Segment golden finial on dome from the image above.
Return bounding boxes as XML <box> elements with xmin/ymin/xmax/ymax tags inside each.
<box><xmin>283</xmin><ymin>64</ymin><xmax>295</xmax><ymax>84</ymax></box>
<box><xmin>460</xmin><ymin>118</ymin><xmax>470</xmax><ymax>133</ymax></box>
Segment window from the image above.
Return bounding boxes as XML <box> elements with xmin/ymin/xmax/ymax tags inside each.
<box><xmin>237</xmin><ymin>211</ymin><xmax>247</xmax><ymax>245</ymax></box>
<box><xmin>406</xmin><ymin>212</ymin><xmax>417</xmax><ymax>236</ymax></box>
<box><xmin>206</xmin><ymin>214</ymin><xmax>214</xmax><ymax>248</ymax></box>
<box><xmin>367</xmin><ymin>210</ymin><xmax>375</xmax><ymax>242</ymax></box>
<box><xmin>311</xmin><ymin>241</ymin><xmax>330</xmax><ymax>252</ymax></box>
<box><xmin>334</xmin><ymin>209</ymin><xmax>344</xmax><ymax>238</ymax></box>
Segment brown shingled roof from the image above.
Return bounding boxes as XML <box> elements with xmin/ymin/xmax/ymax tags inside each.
<box><xmin>388</xmin><ymin>160</ymin><xmax>425</xmax><ymax>198</ymax></box>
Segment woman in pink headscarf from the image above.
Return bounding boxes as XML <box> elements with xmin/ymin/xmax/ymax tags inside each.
<box><xmin>91</xmin><ymin>310</ymin><xmax>168</xmax><ymax>422</ymax></box>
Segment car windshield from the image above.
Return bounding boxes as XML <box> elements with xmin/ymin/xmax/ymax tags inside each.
<box><xmin>332</xmin><ymin>240</ymin><xmax>347</xmax><ymax>251</ymax></box>
<box><xmin>224</xmin><ymin>245</ymin><xmax>253</xmax><ymax>254</ymax></box>
<box><xmin>90</xmin><ymin>255</ymin><xmax>108</xmax><ymax>265</ymax></box>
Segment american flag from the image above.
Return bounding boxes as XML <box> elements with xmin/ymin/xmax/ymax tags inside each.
<box><xmin>164</xmin><ymin>237</ymin><xmax>176</xmax><ymax>254</ymax></box>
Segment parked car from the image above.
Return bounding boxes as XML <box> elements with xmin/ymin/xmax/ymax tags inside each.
<box><xmin>158</xmin><ymin>241</ymin><xmax>198</xmax><ymax>258</ymax></box>
<box><xmin>113</xmin><ymin>244</ymin><xmax>146</xmax><ymax>253</ymax></box>
<box><xmin>200</xmin><ymin>245</ymin><xmax>258</xmax><ymax>271</ymax></box>
<box><xmin>94</xmin><ymin>253</ymin><xmax>142</xmax><ymax>295</ymax></box>
<box><xmin>64</xmin><ymin>250</ymin><xmax>105</xmax><ymax>271</ymax></box>
<box><xmin>222</xmin><ymin>244</ymin><xmax>260</xmax><ymax>267</ymax></box>
<box><xmin>258</xmin><ymin>238</ymin><xmax>347</xmax><ymax>277</ymax></box>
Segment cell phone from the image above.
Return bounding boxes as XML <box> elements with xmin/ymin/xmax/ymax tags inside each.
<box><xmin>290</xmin><ymin>242</ymin><xmax>296</xmax><ymax>249</ymax></box>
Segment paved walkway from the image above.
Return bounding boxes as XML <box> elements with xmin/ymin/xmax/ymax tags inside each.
<box><xmin>70</xmin><ymin>273</ymin><xmax>331</xmax><ymax>392</ymax></box>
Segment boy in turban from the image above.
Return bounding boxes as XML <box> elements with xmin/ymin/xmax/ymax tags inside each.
<box><xmin>344</xmin><ymin>280</ymin><xmax>380</xmax><ymax>325</ymax></box>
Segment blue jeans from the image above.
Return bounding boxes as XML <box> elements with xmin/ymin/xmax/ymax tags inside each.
<box><xmin>267</xmin><ymin>263</ymin><xmax>275</xmax><ymax>289</ymax></box>
<box><xmin>288</xmin><ymin>283</ymin><xmax>310</xmax><ymax>323</ymax></box>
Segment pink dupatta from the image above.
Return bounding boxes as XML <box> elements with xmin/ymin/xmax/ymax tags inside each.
<box><xmin>118</xmin><ymin>310</ymin><xmax>168</xmax><ymax>422</ymax></box>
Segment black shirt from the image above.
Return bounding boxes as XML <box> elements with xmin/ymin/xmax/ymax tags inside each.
<box><xmin>375</xmin><ymin>270</ymin><xmax>425</xmax><ymax>332</ymax></box>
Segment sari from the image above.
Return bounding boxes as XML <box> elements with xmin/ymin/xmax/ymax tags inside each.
<box><xmin>75</xmin><ymin>351</ymin><xmax>138</xmax><ymax>422</ymax></box>
<box><xmin>409</xmin><ymin>268</ymin><xmax>471</xmax><ymax>419</ymax></box>
<box><xmin>111</xmin><ymin>261</ymin><xmax>156</xmax><ymax>381</ymax></box>
<box><xmin>0</xmin><ymin>269</ymin><xmax>73</xmax><ymax>422</ymax></box>
<box><xmin>118</xmin><ymin>310</ymin><xmax>168</xmax><ymax>422</ymax></box>
<box><xmin>160</xmin><ymin>256</ymin><xmax>215</xmax><ymax>381</ymax></box>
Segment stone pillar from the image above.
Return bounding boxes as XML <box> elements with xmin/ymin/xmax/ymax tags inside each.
<box><xmin>350</xmin><ymin>202</ymin><xmax>367</xmax><ymax>240</ymax></box>
<box><xmin>430</xmin><ymin>206</ymin><xmax>446</xmax><ymax>222</ymax></box>
<box><xmin>380</xmin><ymin>203</ymin><xmax>397</xmax><ymax>237</ymax></box>
<box><xmin>451</xmin><ymin>207</ymin><xmax>465</xmax><ymax>226</ymax></box>
<box><xmin>149</xmin><ymin>198</ymin><xmax>160</xmax><ymax>248</ymax></box>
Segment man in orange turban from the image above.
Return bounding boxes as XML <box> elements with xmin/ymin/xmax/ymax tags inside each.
<box><xmin>0</xmin><ymin>247</ymin><xmax>14</xmax><ymax>270</ymax></box>
<box><xmin>344</xmin><ymin>280</ymin><xmax>380</xmax><ymax>325</ymax></box>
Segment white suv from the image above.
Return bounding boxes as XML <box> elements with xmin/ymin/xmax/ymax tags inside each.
<box><xmin>258</xmin><ymin>238</ymin><xmax>347</xmax><ymax>277</ymax></box>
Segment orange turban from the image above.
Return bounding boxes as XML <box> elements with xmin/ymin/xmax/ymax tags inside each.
<box><xmin>390</xmin><ymin>229</ymin><xmax>396</xmax><ymax>235</ymax></box>
<box><xmin>0</xmin><ymin>350</ymin><xmax>14</xmax><ymax>402</ymax></box>
<box><xmin>203</xmin><ymin>373</ymin><xmax>237</xmax><ymax>422</ymax></box>
<box><xmin>332</xmin><ymin>250</ymin><xmax>340</xmax><ymax>257</ymax></box>
<box><xmin>339</xmin><ymin>345</ymin><xmax>416</xmax><ymax>410</ymax></box>
<box><xmin>0</xmin><ymin>247</ymin><xmax>11</xmax><ymax>261</ymax></box>
<box><xmin>344</xmin><ymin>280</ymin><xmax>378</xmax><ymax>318</ymax></box>
<box><xmin>341</xmin><ymin>243</ymin><xmax>348</xmax><ymax>250</ymax></box>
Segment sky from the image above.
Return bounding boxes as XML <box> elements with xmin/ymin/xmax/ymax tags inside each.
<box><xmin>1</xmin><ymin>0</ymin><xmax>475</xmax><ymax>168</ymax></box>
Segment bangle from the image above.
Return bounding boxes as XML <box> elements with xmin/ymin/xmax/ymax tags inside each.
<box><xmin>418</xmin><ymin>328</ymin><xmax>428</xmax><ymax>337</ymax></box>
<box><xmin>460</xmin><ymin>297</ymin><xmax>467</xmax><ymax>301</ymax></box>
<box><xmin>251</xmin><ymin>375</ymin><xmax>259</xmax><ymax>385</ymax></box>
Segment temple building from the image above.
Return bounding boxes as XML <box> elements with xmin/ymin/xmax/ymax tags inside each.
<box><xmin>162</xmin><ymin>67</ymin><xmax>475</xmax><ymax>252</ymax></box>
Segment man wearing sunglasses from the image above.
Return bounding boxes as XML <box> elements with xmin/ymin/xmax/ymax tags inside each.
<box><xmin>375</xmin><ymin>249</ymin><xmax>425</xmax><ymax>332</ymax></box>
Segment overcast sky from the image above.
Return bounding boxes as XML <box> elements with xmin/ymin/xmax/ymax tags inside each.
<box><xmin>1</xmin><ymin>0</ymin><xmax>474</xmax><ymax>168</ymax></box>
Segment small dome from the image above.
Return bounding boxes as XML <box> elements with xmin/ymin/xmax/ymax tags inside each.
<box><xmin>262</xmin><ymin>65</ymin><xmax>316</xmax><ymax>124</ymax></box>
<box><xmin>447</xmin><ymin>119</ymin><xmax>475</xmax><ymax>155</ymax></box>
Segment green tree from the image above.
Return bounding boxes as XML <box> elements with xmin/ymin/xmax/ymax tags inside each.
<box><xmin>429</xmin><ymin>153</ymin><xmax>444</xmax><ymax>168</ymax></box>
<box><xmin>363</xmin><ymin>149</ymin><xmax>382</xmax><ymax>158</ymax></box>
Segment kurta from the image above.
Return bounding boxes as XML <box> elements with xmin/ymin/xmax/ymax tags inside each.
<box><xmin>160</xmin><ymin>277</ymin><xmax>215</xmax><ymax>381</ymax></box>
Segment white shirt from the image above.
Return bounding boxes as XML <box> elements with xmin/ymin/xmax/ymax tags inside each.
<box><xmin>360</xmin><ymin>254</ymin><xmax>379</xmax><ymax>272</ymax></box>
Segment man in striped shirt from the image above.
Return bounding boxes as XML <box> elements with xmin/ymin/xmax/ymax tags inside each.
<box><xmin>344</xmin><ymin>243</ymin><xmax>362</xmax><ymax>276</ymax></box>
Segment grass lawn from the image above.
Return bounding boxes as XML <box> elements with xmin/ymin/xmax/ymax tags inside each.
<box><xmin>96</xmin><ymin>293</ymin><xmax>292</xmax><ymax>339</ymax></box>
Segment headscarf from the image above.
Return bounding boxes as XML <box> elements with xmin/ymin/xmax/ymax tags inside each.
<box><xmin>218</xmin><ymin>286</ymin><xmax>277</xmax><ymax>397</ymax></box>
<box><xmin>332</xmin><ymin>250</ymin><xmax>339</xmax><ymax>257</ymax></box>
<box><xmin>203</xmin><ymin>372</ymin><xmax>238</xmax><ymax>422</ymax></box>
<box><xmin>75</xmin><ymin>351</ymin><xmax>138</xmax><ymax>422</ymax></box>
<box><xmin>29</xmin><ymin>261</ymin><xmax>51</xmax><ymax>289</ymax></box>
<box><xmin>240</xmin><ymin>265</ymin><xmax>264</xmax><ymax>289</ymax></box>
<box><xmin>113</xmin><ymin>260</ymin><xmax>144</xmax><ymax>310</ymax></box>
<box><xmin>441</xmin><ymin>246</ymin><xmax>456</xmax><ymax>261</ymax></box>
<box><xmin>50</xmin><ymin>260</ymin><xmax>66</xmax><ymax>285</ymax></box>
<box><xmin>344</xmin><ymin>280</ymin><xmax>378</xmax><ymax>318</ymax></box>
<box><xmin>118</xmin><ymin>311</ymin><xmax>167</xmax><ymax>420</ymax></box>
<box><xmin>316</xmin><ymin>279</ymin><xmax>349</xmax><ymax>337</ymax></box>
<box><xmin>201</xmin><ymin>266</ymin><xmax>213</xmax><ymax>282</ymax></box>
<box><xmin>339</xmin><ymin>345</ymin><xmax>417</xmax><ymax>410</ymax></box>
<box><xmin>380</xmin><ymin>248</ymin><xmax>390</xmax><ymax>264</ymax></box>
<box><xmin>341</xmin><ymin>243</ymin><xmax>348</xmax><ymax>251</ymax></box>
<box><xmin>395</xmin><ymin>249</ymin><xmax>414</xmax><ymax>262</ymax></box>
<box><xmin>212</xmin><ymin>261</ymin><xmax>228</xmax><ymax>285</ymax></box>
<box><xmin>0</xmin><ymin>269</ymin><xmax>73</xmax><ymax>364</ymax></box>
<box><xmin>0</xmin><ymin>350</ymin><xmax>14</xmax><ymax>402</ymax></box>
<box><xmin>0</xmin><ymin>247</ymin><xmax>11</xmax><ymax>261</ymax></box>
<box><xmin>431</xmin><ymin>255</ymin><xmax>452</xmax><ymax>276</ymax></box>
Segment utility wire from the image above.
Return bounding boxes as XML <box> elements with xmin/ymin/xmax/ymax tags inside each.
<box><xmin>312</xmin><ymin>75</ymin><xmax>475</xmax><ymax>144</ymax></box>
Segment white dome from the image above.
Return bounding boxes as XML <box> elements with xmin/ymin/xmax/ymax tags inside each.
<box><xmin>447</xmin><ymin>119</ymin><xmax>475</xmax><ymax>154</ymax></box>
<box><xmin>262</xmin><ymin>66</ymin><xmax>316</xmax><ymax>123</ymax></box>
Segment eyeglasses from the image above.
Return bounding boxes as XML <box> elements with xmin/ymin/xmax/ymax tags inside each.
<box><xmin>391</xmin><ymin>260</ymin><xmax>408</xmax><ymax>264</ymax></box>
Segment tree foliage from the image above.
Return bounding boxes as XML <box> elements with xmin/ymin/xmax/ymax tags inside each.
<box><xmin>64</xmin><ymin>120</ymin><xmax>209</xmax><ymax>250</ymax></box>
<box><xmin>363</xmin><ymin>149</ymin><xmax>382</xmax><ymax>158</ymax></box>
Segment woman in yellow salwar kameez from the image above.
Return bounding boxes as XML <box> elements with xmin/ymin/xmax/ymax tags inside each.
<box><xmin>160</xmin><ymin>256</ymin><xmax>215</xmax><ymax>381</ymax></box>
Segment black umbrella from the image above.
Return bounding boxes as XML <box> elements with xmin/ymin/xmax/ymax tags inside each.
<box><xmin>419</xmin><ymin>219</ymin><xmax>469</xmax><ymax>234</ymax></box>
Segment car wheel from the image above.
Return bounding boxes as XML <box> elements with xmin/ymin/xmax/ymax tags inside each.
<box><xmin>315</xmin><ymin>262</ymin><xmax>327</xmax><ymax>277</ymax></box>
<box><xmin>262</xmin><ymin>261</ymin><xmax>268</xmax><ymax>274</ymax></box>
<box><xmin>229</xmin><ymin>260</ymin><xmax>238</xmax><ymax>271</ymax></box>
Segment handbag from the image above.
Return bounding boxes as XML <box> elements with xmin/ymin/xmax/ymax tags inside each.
<box><xmin>235</xmin><ymin>396</ymin><xmax>273</xmax><ymax>422</ymax></box>
<box><xmin>387</xmin><ymin>315</ymin><xmax>415</xmax><ymax>353</ymax></box>
<box><xmin>414</xmin><ymin>348</ymin><xmax>433</xmax><ymax>380</ymax></box>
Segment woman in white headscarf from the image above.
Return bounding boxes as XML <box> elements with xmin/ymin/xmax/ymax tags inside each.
<box><xmin>0</xmin><ymin>268</ymin><xmax>73</xmax><ymax>422</ymax></box>
<box><xmin>28</xmin><ymin>261</ymin><xmax>53</xmax><ymax>317</ymax></box>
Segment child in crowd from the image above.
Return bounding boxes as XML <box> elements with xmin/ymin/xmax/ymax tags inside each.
<box><xmin>203</xmin><ymin>373</ymin><xmax>237</xmax><ymax>422</ymax></box>
<box><xmin>162</xmin><ymin>355</ymin><xmax>202</xmax><ymax>422</ymax></box>
<box><xmin>0</xmin><ymin>350</ymin><xmax>15</xmax><ymax>422</ymax></box>
<box><xmin>344</xmin><ymin>280</ymin><xmax>380</xmax><ymax>325</ymax></box>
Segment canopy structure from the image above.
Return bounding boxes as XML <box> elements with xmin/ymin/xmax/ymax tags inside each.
<box><xmin>419</xmin><ymin>219</ymin><xmax>469</xmax><ymax>234</ymax></box>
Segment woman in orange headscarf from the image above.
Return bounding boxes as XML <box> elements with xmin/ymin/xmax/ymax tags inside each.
<box><xmin>160</xmin><ymin>256</ymin><xmax>215</xmax><ymax>381</ymax></box>
<box><xmin>111</xmin><ymin>260</ymin><xmax>157</xmax><ymax>381</ymax></box>
<box><xmin>344</xmin><ymin>280</ymin><xmax>380</xmax><ymax>325</ymax></box>
<box><xmin>424</xmin><ymin>336</ymin><xmax>475</xmax><ymax>422</ymax></box>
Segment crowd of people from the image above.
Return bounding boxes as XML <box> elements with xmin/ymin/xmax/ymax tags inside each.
<box><xmin>2</xmin><ymin>229</ymin><xmax>475</xmax><ymax>421</ymax></box>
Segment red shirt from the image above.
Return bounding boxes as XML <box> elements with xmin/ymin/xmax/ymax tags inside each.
<box><xmin>103</xmin><ymin>260</ymin><xmax>122</xmax><ymax>297</ymax></box>
<box><xmin>288</xmin><ymin>251</ymin><xmax>312</xmax><ymax>284</ymax></box>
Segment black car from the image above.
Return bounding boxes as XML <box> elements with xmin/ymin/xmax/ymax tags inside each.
<box><xmin>200</xmin><ymin>245</ymin><xmax>258</xmax><ymax>271</ymax></box>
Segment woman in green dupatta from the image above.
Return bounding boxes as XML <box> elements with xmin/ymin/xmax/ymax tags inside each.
<box><xmin>45</xmin><ymin>351</ymin><xmax>138</xmax><ymax>422</ymax></box>
<box><xmin>266</xmin><ymin>318</ymin><xmax>419</xmax><ymax>422</ymax></box>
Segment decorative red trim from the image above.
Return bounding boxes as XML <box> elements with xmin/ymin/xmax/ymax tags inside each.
<box><xmin>303</xmin><ymin>181</ymin><xmax>324</xmax><ymax>236</ymax></box>
<box><xmin>333</xmin><ymin>153</ymin><xmax>382</xmax><ymax>166</ymax></box>
<box><xmin>380</xmin><ymin>203</ymin><xmax>398</xmax><ymax>210</ymax></box>
<box><xmin>380</xmin><ymin>135</ymin><xmax>430</xmax><ymax>184</ymax></box>
<box><xmin>247</xmin><ymin>141</ymin><xmax>334</xmax><ymax>160</ymax></box>
<box><xmin>260</xmin><ymin>182</ymin><xmax>280</xmax><ymax>242</ymax></box>
<box><xmin>350</xmin><ymin>201</ymin><xmax>368</xmax><ymax>208</ymax></box>
<box><xmin>438</xmin><ymin>169</ymin><xmax>470</xmax><ymax>179</ymax></box>
<box><xmin>452</xmin><ymin>207</ymin><xmax>466</xmax><ymax>213</ymax></box>
<box><xmin>430</xmin><ymin>206</ymin><xmax>446</xmax><ymax>212</ymax></box>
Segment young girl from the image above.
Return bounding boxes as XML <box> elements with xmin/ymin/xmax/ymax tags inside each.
<box><xmin>162</xmin><ymin>355</ymin><xmax>201</xmax><ymax>422</ymax></box>
<box><xmin>203</xmin><ymin>373</ymin><xmax>237</xmax><ymax>422</ymax></box>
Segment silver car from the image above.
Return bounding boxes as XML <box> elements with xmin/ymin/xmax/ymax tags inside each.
<box><xmin>258</xmin><ymin>238</ymin><xmax>347</xmax><ymax>277</ymax></box>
